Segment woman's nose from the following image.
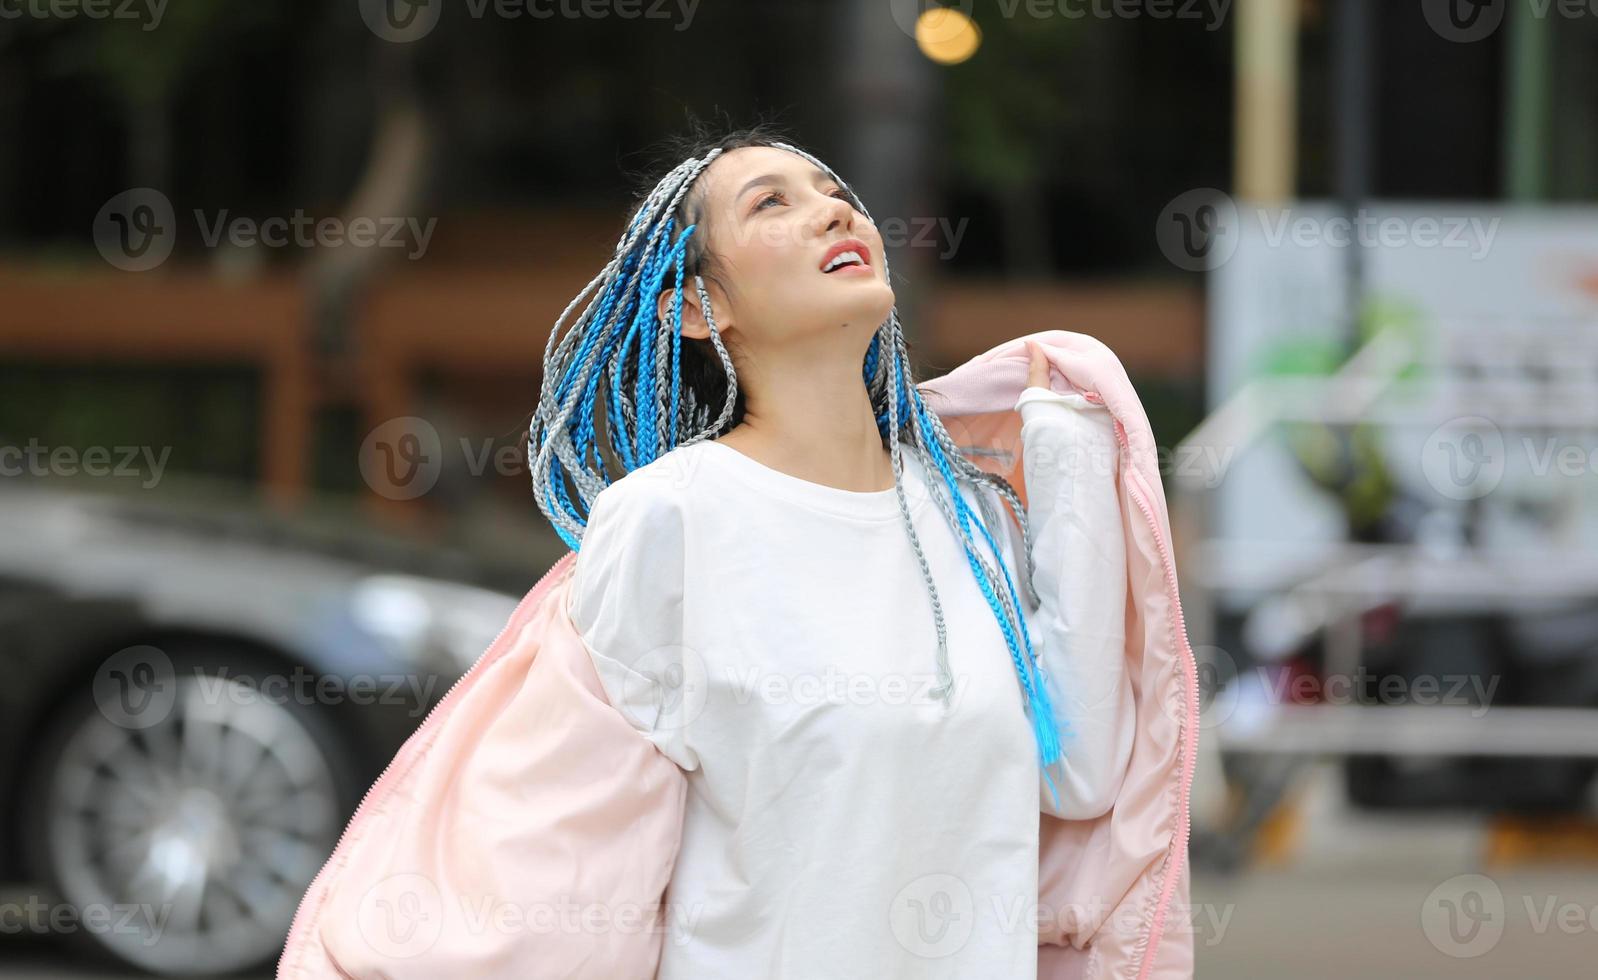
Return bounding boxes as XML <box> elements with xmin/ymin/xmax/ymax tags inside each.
<box><xmin>810</xmin><ymin>192</ymin><xmax>854</xmax><ymax>239</ymax></box>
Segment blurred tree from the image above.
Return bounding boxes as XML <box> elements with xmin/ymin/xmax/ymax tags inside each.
<box><xmin>1261</xmin><ymin>295</ymin><xmax>1425</xmax><ymax>541</ymax></box>
<box><xmin>943</xmin><ymin>12</ymin><xmax>1081</xmax><ymax>278</ymax></box>
<box><xmin>29</xmin><ymin>1</ymin><xmax>271</xmax><ymax>191</ymax></box>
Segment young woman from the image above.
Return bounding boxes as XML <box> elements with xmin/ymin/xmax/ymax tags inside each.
<box><xmin>527</xmin><ymin>126</ymin><xmax>1134</xmax><ymax>977</ymax></box>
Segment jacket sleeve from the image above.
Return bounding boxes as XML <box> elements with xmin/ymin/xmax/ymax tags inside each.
<box><xmin>567</xmin><ymin>478</ymin><xmax>701</xmax><ymax>772</ymax></box>
<box><xmin>1009</xmin><ymin>385</ymin><xmax>1135</xmax><ymax>820</ymax></box>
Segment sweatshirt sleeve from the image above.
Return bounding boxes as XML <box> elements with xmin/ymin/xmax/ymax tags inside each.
<box><xmin>565</xmin><ymin>479</ymin><xmax>700</xmax><ymax>772</ymax></box>
<box><xmin>1010</xmin><ymin>385</ymin><xmax>1135</xmax><ymax>820</ymax></box>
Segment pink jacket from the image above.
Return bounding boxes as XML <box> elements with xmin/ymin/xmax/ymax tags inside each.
<box><xmin>277</xmin><ymin>329</ymin><xmax>1199</xmax><ymax>980</ymax></box>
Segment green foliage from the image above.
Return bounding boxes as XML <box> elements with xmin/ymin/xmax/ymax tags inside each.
<box><xmin>1253</xmin><ymin>291</ymin><xmax>1431</xmax><ymax>536</ymax></box>
<box><xmin>28</xmin><ymin>1</ymin><xmax>274</xmax><ymax>113</ymax></box>
<box><xmin>943</xmin><ymin>12</ymin><xmax>1081</xmax><ymax>193</ymax></box>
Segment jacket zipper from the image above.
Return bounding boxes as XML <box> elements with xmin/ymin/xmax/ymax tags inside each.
<box><xmin>277</xmin><ymin>552</ymin><xmax>576</xmax><ymax>978</ymax></box>
<box><xmin>1086</xmin><ymin>390</ymin><xmax>1199</xmax><ymax>980</ymax></box>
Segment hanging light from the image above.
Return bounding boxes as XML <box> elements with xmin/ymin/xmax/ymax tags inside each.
<box><xmin>916</xmin><ymin>6</ymin><xmax>981</xmax><ymax>65</ymax></box>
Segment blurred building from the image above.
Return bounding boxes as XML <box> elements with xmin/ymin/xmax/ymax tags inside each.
<box><xmin>2</xmin><ymin>1</ymin><xmax>1593</xmax><ymax>528</ymax></box>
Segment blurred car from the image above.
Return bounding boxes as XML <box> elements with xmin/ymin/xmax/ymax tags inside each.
<box><xmin>0</xmin><ymin>485</ymin><xmax>529</xmax><ymax>975</ymax></box>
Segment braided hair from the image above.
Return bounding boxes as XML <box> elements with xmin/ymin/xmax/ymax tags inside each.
<box><xmin>528</xmin><ymin>125</ymin><xmax>1068</xmax><ymax>805</ymax></box>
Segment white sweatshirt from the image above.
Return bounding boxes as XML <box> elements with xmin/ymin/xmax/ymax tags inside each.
<box><xmin>566</xmin><ymin>387</ymin><xmax>1134</xmax><ymax>980</ymax></box>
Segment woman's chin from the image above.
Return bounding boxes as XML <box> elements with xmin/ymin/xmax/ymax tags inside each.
<box><xmin>821</xmin><ymin>279</ymin><xmax>895</xmax><ymax>325</ymax></box>
<box><xmin>839</xmin><ymin>305</ymin><xmax>897</xmax><ymax>335</ymax></box>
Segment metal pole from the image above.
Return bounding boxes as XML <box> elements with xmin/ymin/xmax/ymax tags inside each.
<box><xmin>835</xmin><ymin>1</ymin><xmax>937</xmax><ymax>351</ymax></box>
<box><xmin>1504</xmin><ymin>2</ymin><xmax>1550</xmax><ymax>201</ymax></box>
<box><xmin>1233</xmin><ymin>0</ymin><xmax>1299</xmax><ymax>203</ymax></box>
<box><xmin>1331</xmin><ymin>0</ymin><xmax>1373</xmax><ymax>356</ymax></box>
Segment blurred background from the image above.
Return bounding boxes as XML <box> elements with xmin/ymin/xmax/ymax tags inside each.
<box><xmin>3</xmin><ymin>0</ymin><xmax>1597</xmax><ymax>976</ymax></box>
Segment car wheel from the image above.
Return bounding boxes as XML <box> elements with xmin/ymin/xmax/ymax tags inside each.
<box><xmin>26</xmin><ymin>644</ymin><xmax>363</xmax><ymax>976</ymax></box>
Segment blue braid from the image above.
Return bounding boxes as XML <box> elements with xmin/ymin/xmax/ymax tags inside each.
<box><xmin>874</xmin><ymin>347</ymin><xmax>914</xmax><ymax>439</ymax></box>
<box><xmin>623</xmin><ymin>220</ymin><xmax>696</xmax><ymax>464</ymax></box>
<box><xmin>540</xmin><ymin>252</ymin><xmax>643</xmax><ymax>536</ymax></box>
<box><xmin>631</xmin><ymin>223</ymin><xmax>668</xmax><ymax>461</ymax></box>
<box><xmin>863</xmin><ymin>332</ymin><xmax>881</xmax><ymax>385</ymax></box>
<box><xmin>888</xmin><ymin>352</ymin><xmax>1066</xmax><ymax>804</ymax></box>
<box><xmin>558</xmin><ymin>244</ymin><xmax>638</xmax><ymax>404</ymax></box>
<box><xmin>608</xmin><ymin>213</ymin><xmax>682</xmax><ymax>469</ymax></box>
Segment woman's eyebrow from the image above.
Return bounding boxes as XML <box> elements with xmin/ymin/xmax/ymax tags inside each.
<box><xmin>734</xmin><ymin>170</ymin><xmax>834</xmax><ymax>204</ymax></box>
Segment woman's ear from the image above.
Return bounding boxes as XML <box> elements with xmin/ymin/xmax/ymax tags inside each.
<box><xmin>657</xmin><ymin>286</ymin><xmax>713</xmax><ymax>342</ymax></box>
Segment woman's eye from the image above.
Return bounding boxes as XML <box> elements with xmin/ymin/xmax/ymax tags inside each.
<box><xmin>754</xmin><ymin>189</ymin><xmax>851</xmax><ymax>212</ymax></box>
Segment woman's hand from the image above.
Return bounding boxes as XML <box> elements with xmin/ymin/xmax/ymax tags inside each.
<box><xmin>1026</xmin><ymin>340</ymin><xmax>1051</xmax><ymax>391</ymax></box>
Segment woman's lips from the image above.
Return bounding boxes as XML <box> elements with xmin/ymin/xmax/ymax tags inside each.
<box><xmin>818</xmin><ymin>238</ymin><xmax>872</xmax><ymax>274</ymax></box>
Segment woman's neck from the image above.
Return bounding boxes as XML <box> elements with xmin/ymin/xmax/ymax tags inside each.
<box><xmin>716</xmin><ymin>344</ymin><xmax>895</xmax><ymax>494</ymax></box>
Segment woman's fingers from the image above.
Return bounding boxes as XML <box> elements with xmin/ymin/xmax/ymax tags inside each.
<box><xmin>1026</xmin><ymin>340</ymin><xmax>1050</xmax><ymax>390</ymax></box>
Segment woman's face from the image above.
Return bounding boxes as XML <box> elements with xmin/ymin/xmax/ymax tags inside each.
<box><xmin>662</xmin><ymin>145</ymin><xmax>895</xmax><ymax>355</ymax></box>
